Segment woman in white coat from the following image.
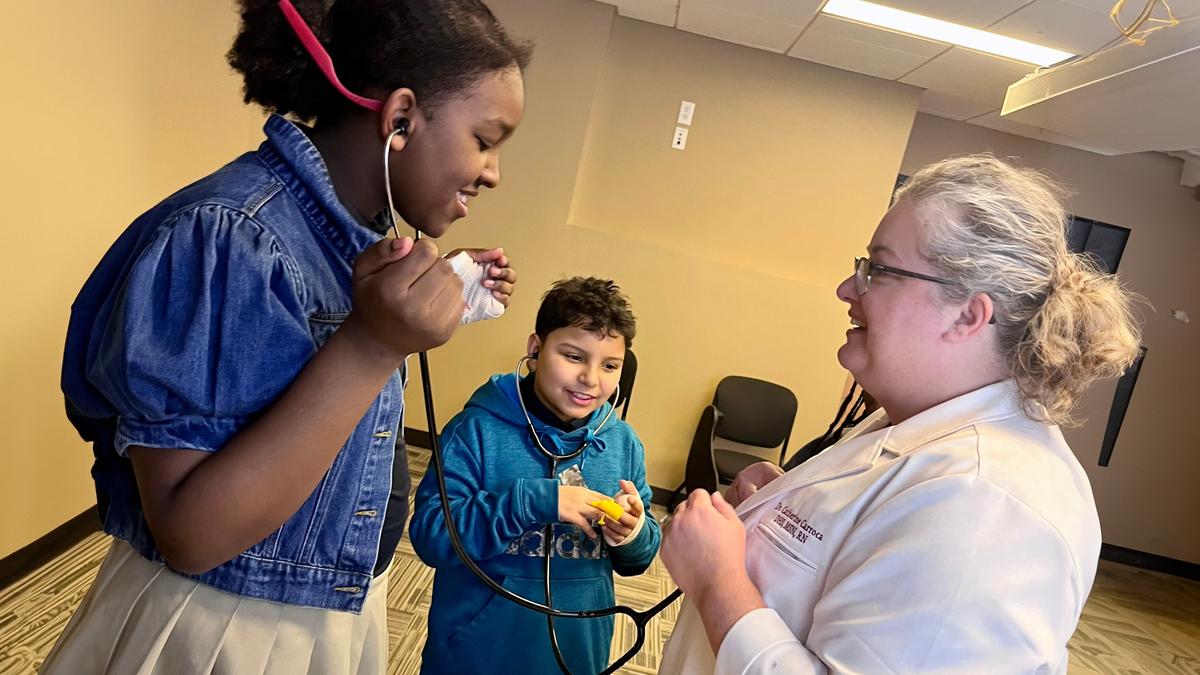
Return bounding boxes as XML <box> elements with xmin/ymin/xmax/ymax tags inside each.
<box><xmin>659</xmin><ymin>154</ymin><xmax>1142</xmax><ymax>674</ymax></box>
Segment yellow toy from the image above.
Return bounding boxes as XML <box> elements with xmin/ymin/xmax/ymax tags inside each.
<box><xmin>591</xmin><ymin>499</ymin><xmax>625</xmax><ymax>526</ymax></box>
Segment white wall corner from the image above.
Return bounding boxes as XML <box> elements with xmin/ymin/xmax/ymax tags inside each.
<box><xmin>1165</xmin><ymin>150</ymin><xmax>1200</xmax><ymax>188</ymax></box>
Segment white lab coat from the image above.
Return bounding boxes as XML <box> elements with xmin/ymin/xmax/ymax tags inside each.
<box><xmin>659</xmin><ymin>380</ymin><xmax>1100</xmax><ymax>675</ymax></box>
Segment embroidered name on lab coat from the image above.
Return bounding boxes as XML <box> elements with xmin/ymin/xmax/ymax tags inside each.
<box><xmin>771</xmin><ymin>502</ymin><xmax>824</xmax><ymax>544</ymax></box>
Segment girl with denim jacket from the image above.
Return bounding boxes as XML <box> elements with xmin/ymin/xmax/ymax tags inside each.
<box><xmin>45</xmin><ymin>1</ymin><xmax>530</xmax><ymax>672</ymax></box>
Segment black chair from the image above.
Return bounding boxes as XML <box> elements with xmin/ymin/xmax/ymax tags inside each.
<box><xmin>670</xmin><ymin>376</ymin><xmax>797</xmax><ymax>507</ymax></box>
<box><xmin>670</xmin><ymin>404</ymin><xmax>721</xmax><ymax>507</ymax></box>
<box><xmin>607</xmin><ymin>349</ymin><xmax>637</xmax><ymax>421</ymax></box>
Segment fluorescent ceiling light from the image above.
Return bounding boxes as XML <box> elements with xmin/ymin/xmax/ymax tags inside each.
<box><xmin>822</xmin><ymin>0</ymin><xmax>1074</xmax><ymax>67</ymax></box>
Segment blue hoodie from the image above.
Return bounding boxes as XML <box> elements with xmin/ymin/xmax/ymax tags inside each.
<box><xmin>409</xmin><ymin>373</ymin><xmax>661</xmax><ymax>675</ymax></box>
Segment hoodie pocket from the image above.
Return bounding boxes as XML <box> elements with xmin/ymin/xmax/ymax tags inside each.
<box><xmin>446</xmin><ymin>575</ymin><xmax>614</xmax><ymax>650</ymax></box>
<box><xmin>447</xmin><ymin>575</ymin><xmax>511</xmax><ymax>647</ymax></box>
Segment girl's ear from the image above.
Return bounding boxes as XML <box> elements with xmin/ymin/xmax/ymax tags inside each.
<box><xmin>380</xmin><ymin>88</ymin><xmax>419</xmax><ymax>151</ymax></box>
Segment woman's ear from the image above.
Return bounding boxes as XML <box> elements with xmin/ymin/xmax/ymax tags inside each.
<box><xmin>945</xmin><ymin>292</ymin><xmax>995</xmax><ymax>343</ymax></box>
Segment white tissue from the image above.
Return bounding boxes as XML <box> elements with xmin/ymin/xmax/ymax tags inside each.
<box><xmin>449</xmin><ymin>251</ymin><xmax>506</xmax><ymax>325</ymax></box>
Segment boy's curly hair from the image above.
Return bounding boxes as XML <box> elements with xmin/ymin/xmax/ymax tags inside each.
<box><xmin>535</xmin><ymin>277</ymin><xmax>636</xmax><ymax>347</ymax></box>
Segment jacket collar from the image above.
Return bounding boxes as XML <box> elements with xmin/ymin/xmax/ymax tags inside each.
<box><xmin>881</xmin><ymin>379</ymin><xmax>1023</xmax><ymax>457</ymax></box>
<box><xmin>258</xmin><ymin>114</ymin><xmax>381</xmax><ymax>267</ymax></box>
<box><xmin>736</xmin><ymin>380</ymin><xmax>1025</xmax><ymax>516</ymax></box>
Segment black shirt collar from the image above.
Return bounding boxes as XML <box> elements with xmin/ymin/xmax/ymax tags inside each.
<box><xmin>519</xmin><ymin>372</ymin><xmax>590</xmax><ymax>432</ymax></box>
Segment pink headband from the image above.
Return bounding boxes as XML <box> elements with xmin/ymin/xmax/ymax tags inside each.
<box><xmin>277</xmin><ymin>0</ymin><xmax>385</xmax><ymax>112</ymax></box>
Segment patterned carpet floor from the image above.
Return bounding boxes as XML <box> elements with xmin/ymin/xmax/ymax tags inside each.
<box><xmin>1</xmin><ymin>445</ymin><xmax>1197</xmax><ymax>674</ymax></box>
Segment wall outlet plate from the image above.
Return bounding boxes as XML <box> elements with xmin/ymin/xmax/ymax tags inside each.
<box><xmin>672</xmin><ymin>126</ymin><xmax>689</xmax><ymax>150</ymax></box>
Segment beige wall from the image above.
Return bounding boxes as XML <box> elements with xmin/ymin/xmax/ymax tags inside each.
<box><xmin>16</xmin><ymin>0</ymin><xmax>1188</xmax><ymax>566</ymax></box>
<box><xmin>414</xmin><ymin>2</ymin><xmax>921</xmax><ymax>488</ymax></box>
<box><xmin>2</xmin><ymin>0</ymin><xmax>923</xmax><ymax>556</ymax></box>
<box><xmin>14</xmin><ymin>0</ymin><xmax>1189</xmax><ymax>566</ymax></box>
<box><xmin>901</xmin><ymin>113</ymin><xmax>1200</xmax><ymax>564</ymax></box>
<box><xmin>0</xmin><ymin>2</ymin><xmax>262</xmax><ymax>558</ymax></box>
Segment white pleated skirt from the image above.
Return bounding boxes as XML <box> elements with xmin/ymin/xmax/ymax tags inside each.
<box><xmin>40</xmin><ymin>539</ymin><xmax>389</xmax><ymax>675</ymax></box>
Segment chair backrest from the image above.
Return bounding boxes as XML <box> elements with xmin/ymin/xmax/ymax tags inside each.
<box><xmin>712</xmin><ymin>376</ymin><xmax>797</xmax><ymax>448</ymax></box>
<box><xmin>679</xmin><ymin>404</ymin><xmax>720</xmax><ymax>499</ymax></box>
<box><xmin>608</xmin><ymin>349</ymin><xmax>637</xmax><ymax>419</ymax></box>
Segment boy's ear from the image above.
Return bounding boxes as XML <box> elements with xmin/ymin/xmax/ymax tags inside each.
<box><xmin>526</xmin><ymin>333</ymin><xmax>542</xmax><ymax>360</ymax></box>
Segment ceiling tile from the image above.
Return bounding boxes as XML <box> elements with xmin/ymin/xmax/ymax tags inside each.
<box><xmin>612</xmin><ymin>0</ymin><xmax>679</xmax><ymax>26</ymax></box>
<box><xmin>789</xmin><ymin>15</ymin><xmax>947</xmax><ymax>80</ymax></box>
<box><xmin>991</xmin><ymin>0</ymin><xmax>1121</xmax><ymax>56</ymax></box>
<box><xmin>677</xmin><ymin>0</ymin><xmax>805</xmax><ymax>52</ymax></box>
<box><xmin>695</xmin><ymin>0</ymin><xmax>823</xmax><ymax>25</ymax></box>
<box><xmin>902</xmin><ymin>47</ymin><xmax>1037</xmax><ymax>114</ymax></box>
<box><xmin>1061</xmin><ymin>0</ymin><xmax>1200</xmax><ymax>16</ymax></box>
<box><xmin>1057</xmin><ymin>0</ymin><xmax>1120</xmax><ymax>10</ymax></box>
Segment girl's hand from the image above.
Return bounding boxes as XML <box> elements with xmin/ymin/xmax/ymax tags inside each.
<box><xmin>445</xmin><ymin>247</ymin><xmax>517</xmax><ymax>306</ymax></box>
<box><xmin>602</xmin><ymin>480</ymin><xmax>643</xmax><ymax>544</ymax></box>
<box><xmin>345</xmin><ymin>237</ymin><xmax>463</xmax><ymax>363</ymax></box>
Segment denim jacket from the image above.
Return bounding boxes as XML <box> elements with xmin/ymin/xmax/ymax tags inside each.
<box><xmin>61</xmin><ymin>115</ymin><xmax>400</xmax><ymax>613</ymax></box>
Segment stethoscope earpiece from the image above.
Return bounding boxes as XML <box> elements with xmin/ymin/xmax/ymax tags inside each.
<box><xmin>382</xmin><ymin>123</ymin><xmax>409</xmax><ymax>240</ymax></box>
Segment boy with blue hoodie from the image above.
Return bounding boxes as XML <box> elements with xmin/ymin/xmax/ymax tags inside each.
<box><xmin>409</xmin><ymin>277</ymin><xmax>661</xmax><ymax>675</ymax></box>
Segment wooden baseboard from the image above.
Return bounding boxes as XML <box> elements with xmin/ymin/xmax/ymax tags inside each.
<box><xmin>403</xmin><ymin>426</ymin><xmax>433</xmax><ymax>451</ymax></box>
<box><xmin>0</xmin><ymin>506</ymin><xmax>101</xmax><ymax>590</ymax></box>
<box><xmin>1100</xmin><ymin>543</ymin><xmax>1200</xmax><ymax>582</ymax></box>
<box><xmin>650</xmin><ymin>485</ymin><xmax>678</xmax><ymax>507</ymax></box>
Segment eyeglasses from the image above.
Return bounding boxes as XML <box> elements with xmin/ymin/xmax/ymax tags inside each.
<box><xmin>853</xmin><ymin>257</ymin><xmax>996</xmax><ymax>323</ymax></box>
<box><xmin>853</xmin><ymin>256</ymin><xmax>953</xmax><ymax>296</ymax></box>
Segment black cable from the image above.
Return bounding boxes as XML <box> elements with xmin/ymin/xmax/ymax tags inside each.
<box><xmin>546</xmin><ymin>456</ymin><xmax>574</xmax><ymax>675</ymax></box>
<box><xmin>821</xmin><ymin>382</ymin><xmax>859</xmax><ymax>442</ymax></box>
<box><xmin>545</xmin><ymin>522</ymin><xmax>574</xmax><ymax>675</ymax></box>
<box><xmin>417</xmin><ymin>350</ymin><xmax>682</xmax><ymax>675</ymax></box>
<box><xmin>841</xmin><ymin>395</ymin><xmax>865</xmax><ymax>430</ymax></box>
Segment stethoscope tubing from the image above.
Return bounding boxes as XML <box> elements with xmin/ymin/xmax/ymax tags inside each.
<box><xmin>384</xmin><ymin>131</ymin><xmax>681</xmax><ymax>675</ymax></box>
<box><xmin>419</xmin><ymin>351</ymin><xmax>682</xmax><ymax>674</ymax></box>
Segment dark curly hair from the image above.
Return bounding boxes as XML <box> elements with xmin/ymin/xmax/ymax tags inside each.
<box><xmin>536</xmin><ymin>277</ymin><xmax>637</xmax><ymax>348</ymax></box>
<box><xmin>227</xmin><ymin>0</ymin><xmax>533</xmax><ymax>122</ymax></box>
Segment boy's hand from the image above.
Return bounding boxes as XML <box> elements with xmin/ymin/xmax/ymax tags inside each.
<box><xmin>558</xmin><ymin>486</ymin><xmax>608</xmax><ymax>539</ymax></box>
<box><xmin>602</xmin><ymin>480</ymin><xmax>643</xmax><ymax>545</ymax></box>
<box><xmin>444</xmin><ymin>247</ymin><xmax>518</xmax><ymax>306</ymax></box>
